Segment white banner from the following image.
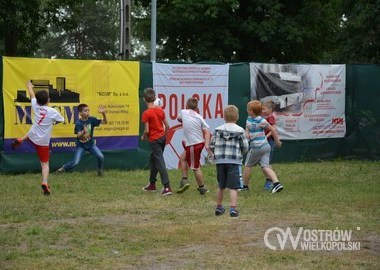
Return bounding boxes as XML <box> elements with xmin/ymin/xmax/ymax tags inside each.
<box><xmin>153</xmin><ymin>63</ymin><xmax>229</xmax><ymax>169</ymax></box>
<box><xmin>250</xmin><ymin>63</ymin><xmax>346</xmax><ymax>140</ymax></box>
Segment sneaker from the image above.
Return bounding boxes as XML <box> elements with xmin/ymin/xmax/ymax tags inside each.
<box><xmin>230</xmin><ymin>209</ymin><xmax>239</xmax><ymax>217</ymax></box>
<box><xmin>197</xmin><ymin>186</ymin><xmax>209</xmax><ymax>195</ymax></box>
<box><xmin>11</xmin><ymin>138</ymin><xmax>22</xmax><ymax>150</ymax></box>
<box><xmin>142</xmin><ymin>183</ymin><xmax>157</xmax><ymax>191</ymax></box>
<box><xmin>238</xmin><ymin>185</ymin><xmax>249</xmax><ymax>191</ymax></box>
<box><xmin>176</xmin><ymin>178</ymin><xmax>190</xmax><ymax>193</ymax></box>
<box><xmin>215</xmin><ymin>206</ymin><xmax>226</xmax><ymax>216</ymax></box>
<box><xmin>272</xmin><ymin>183</ymin><xmax>284</xmax><ymax>193</ymax></box>
<box><xmin>160</xmin><ymin>187</ymin><xmax>173</xmax><ymax>196</ymax></box>
<box><xmin>56</xmin><ymin>166</ymin><xmax>65</xmax><ymax>173</ymax></box>
<box><xmin>41</xmin><ymin>183</ymin><xmax>51</xmax><ymax>196</ymax></box>
<box><xmin>97</xmin><ymin>170</ymin><xmax>103</xmax><ymax>176</ymax></box>
<box><xmin>263</xmin><ymin>180</ymin><xmax>273</xmax><ymax>191</ymax></box>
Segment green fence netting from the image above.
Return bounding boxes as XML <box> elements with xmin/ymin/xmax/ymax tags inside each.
<box><xmin>0</xmin><ymin>59</ymin><xmax>379</xmax><ymax>173</ymax></box>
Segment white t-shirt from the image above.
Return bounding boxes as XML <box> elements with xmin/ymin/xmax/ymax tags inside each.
<box><xmin>28</xmin><ymin>98</ymin><xmax>64</xmax><ymax>146</ymax></box>
<box><xmin>179</xmin><ymin>109</ymin><xmax>209</xmax><ymax>146</ymax></box>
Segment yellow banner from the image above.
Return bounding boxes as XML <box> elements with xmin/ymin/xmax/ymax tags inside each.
<box><xmin>3</xmin><ymin>57</ymin><xmax>140</xmax><ymax>151</ymax></box>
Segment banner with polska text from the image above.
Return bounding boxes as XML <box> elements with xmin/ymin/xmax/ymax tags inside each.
<box><xmin>250</xmin><ymin>63</ymin><xmax>346</xmax><ymax>140</ymax></box>
<box><xmin>153</xmin><ymin>63</ymin><xmax>229</xmax><ymax>169</ymax></box>
<box><xmin>2</xmin><ymin>57</ymin><xmax>140</xmax><ymax>153</ymax></box>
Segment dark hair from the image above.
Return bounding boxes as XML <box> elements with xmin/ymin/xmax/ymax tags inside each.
<box><xmin>186</xmin><ymin>97</ymin><xmax>198</xmax><ymax>110</ymax></box>
<box><xmin>143</xmin><ymin>88</ymin><xmax>156</xmax><ymax>102</ymax></box>
<box><xmin>35</xmin><ymin>90</ymin><xmax>49</xmax><ymax>106</ymax></box>
<box><xmin>78</xmin><ymin>103</ymin><xmax>88</xmax><ymax>113</ymax></box>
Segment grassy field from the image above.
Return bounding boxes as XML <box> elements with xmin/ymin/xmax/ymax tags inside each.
<box><xmin>0</xmin><ymin>160</ymin><xmax>379</xmax><ymax>269</ymax></box>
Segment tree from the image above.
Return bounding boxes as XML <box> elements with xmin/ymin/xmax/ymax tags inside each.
<box><xmin>134</xmin><ymin>0</ymin><xmax>345</xmax><ymax>63</ymax></box>
<box><xmin>37</xmin><ymin>0</ymin><xmax>120</xmax><ymax>59</ymax></box>
<box><xmin>332</xmin><ymin>0</ymin><xmax>380</xmax><ymax>64</ymax></box>
<box><xmin>0</xmin><ymin>0</ymin><xmax>45</xmax><ymax>56</ymax></box>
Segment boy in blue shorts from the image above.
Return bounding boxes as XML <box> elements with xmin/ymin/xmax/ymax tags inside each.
<box><xmin>210</xmin><ymin>105</ymin><xmax>249</xmax><ymax>217</ymax></box>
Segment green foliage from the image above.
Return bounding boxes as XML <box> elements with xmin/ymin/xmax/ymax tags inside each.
<box><xmin>0</xmin><ymin>0</ymin><xmax>45</xmax><ymax>56</ymax></box>
<box><xmin>332</xmin><ymin>0</ymin><xmax>380</xmax><ymax>64</ymax></box>
<box><xmin>135</xmin><ymin>0</ymin><xmax>344</xmax><ymax>63</ymax></box>
<box><xmin>134</xmin><ymin>0</ymin><xmax>378</xmax><ymax>64</ymax></box>
<box><xmin>37</xmin><ymin>0</ymin><xmax>120</xmax><ymax>59</ymax></box>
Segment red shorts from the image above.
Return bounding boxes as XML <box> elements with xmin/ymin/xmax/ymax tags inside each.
<box><xmin>184</xmin><ymin>142</ymin><xmax>205</xmax><ymax>170</ymax></box>
<box><xmin>33</xmin><ymin>143</ymin><xmax>50</xmax><ymax>163</ymax></box>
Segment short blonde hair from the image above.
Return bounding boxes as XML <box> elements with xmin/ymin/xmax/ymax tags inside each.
<box><xmin>247</xmin><ymin>100</ymin><xmax>262</xmax><ymax>116</ymax></box>
<box><xmin>224</xmin><ymin>105</ymin><xmax>239</xmax><ymax>122</ymax></box>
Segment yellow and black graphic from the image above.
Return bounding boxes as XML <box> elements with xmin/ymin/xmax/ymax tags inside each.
<box><xmin>2</xmin><ymin>57</ymin><xmax>140</xmax><ymax>152</ymax></box>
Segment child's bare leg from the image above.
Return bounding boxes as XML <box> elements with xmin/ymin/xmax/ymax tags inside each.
<box><xmin>41</xmin><ymin>161</ymin><xmax>50</xmax><ymax>184</ymax></box>
<box><xmin>216</xmin><ymin>187</ymin><xmax>224</xmax><ymax>206</ymax></box>
<box><xmin>229</xmin><ymin>188</ymin><xmax>238</xmax><ymax>208</ymax></box>
<box><xmin>243</xmin><ymin>166</ymin><xmax>252</xmax><ymax>186</ymax></box>
<box><xmin>194</xmin><ymin>169</ymin><xmax>204</xmax><ymax>186</ymax></box>
<box><xmin>262</xmin><ymin>167</ymin><xmax>278</xmax><ymax>183</ymax></box>
<box><xmin>180</xmin><ymin>151</ymin><xmax>188</xmax><ymax>178</ymax></box>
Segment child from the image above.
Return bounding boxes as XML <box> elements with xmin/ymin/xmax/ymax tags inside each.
<box><xmin>57</xmin><ymin>104</ymin><xmax>107</xmax><ymax>176</ymax></box>
<box><xmin>241</xmin><ymin>100</ymin><xmax>284</xmax><ymax>193</ymax></box>
<box><xmin>176</xmin><ymin>97</ymin><xmax>211</xmax><ymax>195</ymax></box>
<box><xmin>141</xmin><ymin>88</ymin><xmax>172</xmax><ymax>196</ymax></box>
<box><xmin>209</xmin><ymin>105</ymin><xmax>249</xmax><ymax>217</ymax></box>
<box><xmin>261</xmin><ymin>100</ymin><xmax>276</xmax><ymax>191</ymax></box>
<box><xmin>12</xmin><ymin>81</ymin><xmax>64</xmax><ymax>195</ymax></box>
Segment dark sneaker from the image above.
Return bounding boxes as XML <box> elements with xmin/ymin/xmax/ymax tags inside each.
<box><xmin>197</xmin><ymin>186</ymin><xmax>209</xmax><ymax>195</ymax></box>
<box><xmin>230</xmin><ymin>209</ymin><xmax>239</xmax><ymax>217</ymax></box>
<box><xmin>272</xmin><ymin>183</ymin><xmax>284</xmax><ymax>193</ymax></box>
<box><xmin>176</xmin><ymin>178</ymin><xmax>190</xmax><ymax>193</ymax></box>
<box><xmin>160</xmin><ymin>187</ymin><xmax>173</xmax><ymax>196</ymax></box>
<box><xmin>263</xmin><ymin>180</ymin><xmax>273</xmax><ymax>191</ymax></box>
<box><xmin>11</xmin><ymin>138</ymin><xmax>22</xmax><ymax>150</ymax></box>
<box><xmin>142</xmin><ymin>183</ymin><xmax>157</xmax><ymax>191</ymax></box>
<box><xmin>41</xmin><ymin>183</ymin><xmax>51</xmax><ymax>196</ymax></box>
<box><xmin>215</xmin><ymin>206</ymin><xmax>226</xmax><ymax>216</ymax></box>
<box><xmin>97</xmin><ymin>170</ymin><xmax>103</xmax><ymax>177</ymax></box>
<box><xmin>238</xmin><ymin>185</ymin><xmax>249</xmax><ymax>191</ymax></box>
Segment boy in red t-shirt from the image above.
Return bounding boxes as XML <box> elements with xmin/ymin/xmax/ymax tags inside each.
<box><xmin>141</xmin><ymin>88</ymin><xmax>172</xmax><ymax>196</ymax></box>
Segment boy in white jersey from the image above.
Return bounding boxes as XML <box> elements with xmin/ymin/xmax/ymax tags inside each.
<box><xmin>12</xmin><ymin>81</ymin><xmax>64</xmax><ymax>195</ymax></box>
<box><xmin>241</xmin><ymin>100</ymin><xmax>284</xmax><ymax>193</ymax></box>
<box><xmin>176</xmin><ymin>97</ymin><xmax>211</xmax><ymax>195</ymax></box>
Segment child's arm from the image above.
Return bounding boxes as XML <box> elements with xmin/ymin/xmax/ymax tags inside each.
<box><xmin>266</xmin><ymin>125</ymin><xmax>282</xmax><ymax>148</ymax></box>
<box><xmin>203</xmin><ymin>129</ymin><xmax>213</xmax><ymax>155</ymax></box>
<box><xmin>177</xmin><ymin>114</ymin><xmax>182</xmax><ymax>123</ymax></box>
<box><xmin>245</xmin><ymin>127</ymin><xmax>250</xmax><ymax>139</ymax></box>
<box><xmin>98</xmin><ymin>105</ymin><xmax>107</xmax><ymax>124</ymax></box>
<box><xmin>141</xmin><ymin>122</ymin><xmax>149</xmax><ymax>141</ymax></box>
<box><xmin>27</xmin><ymin>81</ymin><xmax>35</xmax><ymax>99</ymax></box>
<box><xmin>163</xmin><ymin>119</ymin><xmax>170</xmax><ymax>134</ymax></box>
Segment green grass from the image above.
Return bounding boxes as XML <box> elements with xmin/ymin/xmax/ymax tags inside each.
<box><xmin>0</xmin><ymin>160</ymin><xmax>379</xmax><ymax>269</ymax></box>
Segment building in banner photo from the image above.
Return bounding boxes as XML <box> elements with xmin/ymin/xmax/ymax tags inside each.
<box><xmin>14</xmin><ymin>77</ymin><xmax>80</xmax><ymax>103</ymax></box>
<box><xmin>255</xmin><ymin>66</ymin><xmax>304</xmax><ymax>114</ymax></box>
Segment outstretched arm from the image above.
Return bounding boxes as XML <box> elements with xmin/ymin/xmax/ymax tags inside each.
<box><xmin>98</xmin><ymin>105</ymin><xmax>108</xmax><ymax>124</ymax></box>
<box><xmin>27</xmin><ymin>81</ymin><xmax>35</xmax><ymax>99</ymax></box>
<box><xmin>266</xmin><ymin>125</ymin><xmax>282</xmax><ymax>148</ymax></box>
